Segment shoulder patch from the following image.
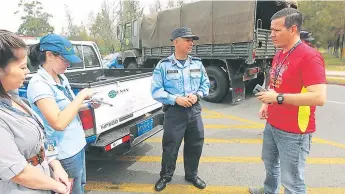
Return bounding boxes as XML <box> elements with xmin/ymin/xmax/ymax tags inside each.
<box><xmin>159</xmin><ymin>58</ymin><xmax>170</xmax><ymax>63</ymax></box>
<box><xmin>191</xmin><ymin>57</ymin><xmax>201</xmax><ymax>61</ymax></box>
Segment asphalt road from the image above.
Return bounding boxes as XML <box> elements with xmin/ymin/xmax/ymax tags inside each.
<box><xmin>84</xmin><ymin>84</ymin><xmax>345</xmax><ymax>194</ymax></box>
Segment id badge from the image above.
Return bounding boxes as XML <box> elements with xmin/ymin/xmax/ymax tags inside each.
<box><xmin>44</xmin><ymin>137</ymin><xmax>59</xmax><ymax>158</ymax></box>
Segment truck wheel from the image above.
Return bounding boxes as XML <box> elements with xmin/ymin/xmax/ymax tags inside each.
<box><xmin>127</xmin><ymin>62</ymin><xmax>138</xmax><ymax>69</ymax></box>
<box><xmin>245</xmin><ymin>73</ymin><xmax>264</xmax><ymax>94</ymax></box>
<box><xmin>204</xmin><ymin>66</ymin><xmax>229</xmax><ymax>103</ymax></box>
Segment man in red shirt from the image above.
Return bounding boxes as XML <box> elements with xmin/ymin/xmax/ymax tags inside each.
<box><xmin>249</xmin><ymin>8</ymin><xmax>327</xmax><ymax>194</ymax></box>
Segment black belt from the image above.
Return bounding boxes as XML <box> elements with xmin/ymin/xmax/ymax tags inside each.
<box><xmin>163</xmin><ymin>102</ymin><xmax>199</xmax><ymax>112</ymax></box>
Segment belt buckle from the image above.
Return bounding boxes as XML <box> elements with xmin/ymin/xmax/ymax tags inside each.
<box><xmin>37</xmin><ymin>147</ymin><xmax>44</xmax><ymax>164</ymax></box>
<box><xmin>37</xmin><ymin>153</ymin><xmax>42</xmax><ymax>164</ymax></box>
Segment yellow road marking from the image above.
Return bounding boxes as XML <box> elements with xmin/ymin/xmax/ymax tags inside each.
<box><xmin>145</xmin><ymin>137</ymin><xmax>345</xmax><ymax>153</ymax></box>
<box><xmin>112</xmin><ymin>156</ymin><xmax>345</xmax><ymax>164</ymax></box>
<box><xmin>204</xmin><ymin>125</ymin><xmax>263</xmax><ymax>129</ymax></box>
<box><xmin>202</xmin><ymin>108</ymin><xmax>264</xmax><ymax>127</ymax></box>
<box><xmin>202</xmin><ymin>108</ymin><xmax>222</xmax><ymax>116</ymax></box>
<box><xmin>146</xmin><ymin>138</ymin><xmax>263</xmax><ymax>144</ymax></box>
<box><xmin>201</xmin><ymin>109</ymin><xmax>345</xmax><ymax>152</ymax></box>
<box><xmin>146</xmin><ymin>137</ymin><xmax>345</xmax><ymax>150</ymax></box>
<box><xmin>327</xmin><ymin>77</ymin><xmax>345</xmax><ymax>84</ymax></box>
<box><xmin>327</xmin><ymin>77</ymin><xmax>345</xmax><ymax>80</ymax></box>
<box><xmin>85</xmin><ymin>182</ymin><xmax>345</xmax><ymax>194</ymax></box>
<box><xmin>313</xmin><ymin>138</ymin><xmax>345</xmax><ymax>150</ymax></box>
<box><xmin>201</xmin><ymin>109</ymin><xmax>345</xmax><ymax>151</ymax></box>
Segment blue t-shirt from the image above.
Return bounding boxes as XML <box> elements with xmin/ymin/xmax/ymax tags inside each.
<box><xmin>178</xmin><ymin>59</ymin><xmax>186</xmax><ymax>66</ymax></box>
<box><xmin>27</xmin><ymin>66</ymin><xmax>86</xmax><ymax>160</ymax></box>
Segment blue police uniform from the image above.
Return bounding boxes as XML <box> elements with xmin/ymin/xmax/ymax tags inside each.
<box><xmin>151</xmin><ymin>50</ymin><xmax>210</xmax><ymax>188</ymax></box>
<box><xmin>151</xmin><ymin>54</ymin><xmax>210</xmax><ymax>104</ymax></box>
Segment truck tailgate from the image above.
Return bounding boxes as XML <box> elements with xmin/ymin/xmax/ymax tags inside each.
<box><xmin>90</xmin><ymin>75</ymin><xmax>162</xmax><ymax>134</ymax></box>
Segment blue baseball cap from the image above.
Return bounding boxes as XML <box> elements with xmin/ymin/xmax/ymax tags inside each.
<box><xmin>39</xmin><ymin>34</ymin><xmax>82</xmax><ymax>64</ymax></box>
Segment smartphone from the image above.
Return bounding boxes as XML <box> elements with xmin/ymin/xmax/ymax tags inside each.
<box><xmin>92</xmin><ymin>97</ymin><xmax>114</xmax><ymax>107</ymax></box>
<box><xmin>253</xmin><ymin>84</ymin><xmax>267</xmax><ymax>94</ymax></box>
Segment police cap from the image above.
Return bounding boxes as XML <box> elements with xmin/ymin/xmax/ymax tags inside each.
<box><xmin>300</xmin><ymin>30</ymin><xmax>315</xmax><ymax>42</ymax></box>
<box><xmin>170</xmin><ymin>27</ymin><xmax>199</xmax><ymax>41</ymax></box>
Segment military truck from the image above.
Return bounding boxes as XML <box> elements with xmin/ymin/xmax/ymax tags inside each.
<box><xmin>116</xmin><ymin>0</ymin><xmax>298</xmax><ymax>103</ymax></box>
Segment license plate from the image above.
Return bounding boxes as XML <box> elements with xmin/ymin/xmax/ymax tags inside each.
<box><xmin>137</xmin><ymin>118</ymin><xmax>154</xmax><ymax>136</ymax></box>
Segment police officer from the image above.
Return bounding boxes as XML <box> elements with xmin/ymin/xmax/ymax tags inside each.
<box><xmin>151</xmin><ymin>27</ymin><xmax>210</xmax><ymax>192</ymax></box>
<box><xmin>300</xmin><ymin>30</ymin><xmax>315</xmax><ymax>46</ymax></box>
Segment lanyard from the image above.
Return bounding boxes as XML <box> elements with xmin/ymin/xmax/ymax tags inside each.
<box><xmin>0</xmin><ymin>98</ymin><xmax>46</xmax><ymax>141</ymax></box>
<box><xmin>13</xmin><ymin>97</ymin><xmax>46</xmax><ymax>136</ymax></box>
<box><xmin>57</xmin><ymin>85</ymin><xmax>74</xmax><ymax>102</ymax></box>
<box><xmin>273</xmin><ymin>40</ymin><xmax>302</xmax><ymax>88</ymax></box>
<box><xmin>37</xmin><ymin>70</ymin><xmax>74</xmax><ymax>102</ymax></box>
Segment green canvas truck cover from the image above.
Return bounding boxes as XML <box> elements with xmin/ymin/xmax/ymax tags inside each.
<box><xmin>140</xmin><ymin>0</ymin><xmax>297</xmax><ymax>48</ymax></box>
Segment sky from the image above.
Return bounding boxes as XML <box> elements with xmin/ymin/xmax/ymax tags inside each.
<box><xmin>0</xmin><ymin>0</ymin><xmax>165</xmax><ymax>34</ymax></box>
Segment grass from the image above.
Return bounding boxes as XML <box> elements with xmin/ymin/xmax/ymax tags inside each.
<box><xmin>320</xmin><ymin>51</ymin><xmax>345</xmax><ymax>71</ymax></box>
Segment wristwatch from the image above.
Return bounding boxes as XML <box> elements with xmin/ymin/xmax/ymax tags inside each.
<box><xmin>277</xmin><ymin>93</ymin><xmax>284</xmax><ymax>104</ymax></box>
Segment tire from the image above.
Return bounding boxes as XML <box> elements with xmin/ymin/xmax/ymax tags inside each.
<box><xmin>127</xmin><ymin>61</ymin><xmax>138</xmax><ymax>69</ymax></box>
<box><xmin>245</xmin><ymin>73</ymin><xmax>265</xmax><ymax>94</ymax></box>
<box><xmin>204</xmin><ymin>66</ymin><xmax>230</xmax><ymax>103</ymax></box>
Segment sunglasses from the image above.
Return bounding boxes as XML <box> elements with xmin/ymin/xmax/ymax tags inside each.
<box><xmin>57</xmin><ymin>55</ymin><xmax>70</xmax><ymax>65</ymax></box>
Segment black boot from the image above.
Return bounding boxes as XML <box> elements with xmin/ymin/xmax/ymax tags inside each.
<box><xmin>185</xmin><ymin>176</ymin><xmax>206</xmax><ymax>189</ymax></box>
<box><xmin>154</xmin><ymin>177</ymin><xmax>171</xmax><ymax>192</ymax></box>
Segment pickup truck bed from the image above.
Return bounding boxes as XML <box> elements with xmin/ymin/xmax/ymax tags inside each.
<box><xmin>20</xmin><ymin>68</ymin><xmax>164</xmax><ymax>152</ymax></box>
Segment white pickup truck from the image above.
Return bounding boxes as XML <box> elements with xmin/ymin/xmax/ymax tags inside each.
<box><xmin>19</xmin><ymin>38</ymin><xmax>164</xmax><ymax>153</ymax></box>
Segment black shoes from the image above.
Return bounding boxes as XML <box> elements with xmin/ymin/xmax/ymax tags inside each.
<box><xmin>154</xmin><ymin>176</ymin><xmax>206</xmax><ymax>191</ymax></box>
<box><xmin>185</xmin><ymin>176</ymin><xmax>207</xmax><ymax>189</ymax></box>
<box><xmin>154</xmin><ymin>177</ymin><xmax>171</xmax><ymax>192</ymax></box>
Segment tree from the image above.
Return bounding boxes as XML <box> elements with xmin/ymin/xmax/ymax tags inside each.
<box><xmin>120</xmin><ymin>0</ymin><xmax>143</xmax><ymax>23</ymax></box>
<box><xmin>299</xmin><ymin>1</ymin><xmax>345</xmax><ymax>58</ymax></box>
<box><xmin>64</xmin><ymin>5</ymin><xmax>90</xmax><ymax>41</ymax></box>
<box><xmin>177</xmin><ymin>0</ymin><xmax>185</xmax><ymax>6</ymax></box>
<box><xmin>166</xmin><ymin>0</ymin><xmax>176</xmax><ymax>9</ymax></box>
<box><xmin>15</xmin><ymin>0</ymin><xmax>54</xmax><ymax>36</ymax></box>
<box><xmin>89</xmin><ymin>0</ymin><xmax>120</xmax><ymax>54</ymax></box>
<box><xmin>150</xmin><ymin>0</ymin><xmax>162</xmax><ymax>13</ymax></box>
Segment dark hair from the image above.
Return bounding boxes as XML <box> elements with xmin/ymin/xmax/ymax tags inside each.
<box><xmin>271</xmin><ymin>8</ymin><xmax>303</xmax><ymax>32</ymax></box>
<box><xmin>29</xmin><ymin>43</ymin><xmax>44</xmax><ymax>66</ymax></box>
<box><xmin>28</xmin><ymin>43</ymin><xmax>60</xmax><ymax>67</ymax></box>
<box><xmin>0</xmin><ymin>30</ymin><xmax>27</xmax><ymax>97</ymax></box>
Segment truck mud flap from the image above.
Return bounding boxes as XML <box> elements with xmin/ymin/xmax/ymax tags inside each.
<box><xmin>230</xmin><ymin>75</ymin><xmax>246</xmax><ymax>104</ymax></box>
<box><xmin>227</xmin><ymin>60</ymin><xmax>246</xmax><ymax>104</ymax></box>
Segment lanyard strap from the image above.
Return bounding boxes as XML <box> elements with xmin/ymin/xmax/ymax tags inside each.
<box><xmin>273</xmin><ymin>40</ymin><xmax>302</xmax><ymax>88</ymax></box>
<box><xmin>0</xmin><ymin>98</ymin><xmax>46</xmax><ymax>140</ymax></box>
<box><xmin>56</xmin><ymin>85</ymin><xmax>74</xmax><ymax>102</ymax></box>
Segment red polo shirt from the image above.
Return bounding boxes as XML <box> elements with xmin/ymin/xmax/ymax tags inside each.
<box><xmin>267</xmin><ymin>42</ymin><xmax>326</xmax><ymax>134</ymax></box>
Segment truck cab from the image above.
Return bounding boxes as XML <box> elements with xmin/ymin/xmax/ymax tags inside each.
<box><xmin>117</xmin><ymin>20</ymin><xmax>142</xmax><ymax>69</ymax></box>
<box><xmin>22</xmin><ymin>38</ymin><xmax>104</xmax><ymax>73</ymax></box>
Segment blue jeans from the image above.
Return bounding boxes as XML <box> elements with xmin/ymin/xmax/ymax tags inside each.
<box><xmin>59</xmin><ymin>148</ymin><xmax>86</xmax><ymax>194</ymax></box>
<box><xmin>262</xmin><ymin>123</ymin><xmax>312</xmax><ymax>194</ymax></box>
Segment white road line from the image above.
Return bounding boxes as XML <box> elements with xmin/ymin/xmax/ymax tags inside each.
<box><xmin>327</xmin><ymin>100</ymin><xmax>345</xmax><ymax>105</ymax></box>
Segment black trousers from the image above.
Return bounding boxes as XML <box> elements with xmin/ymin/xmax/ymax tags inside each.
<box><xmin>160</xmin><ymin>103</ymin><xmax>204</xmax><ymax>180</ymax></box>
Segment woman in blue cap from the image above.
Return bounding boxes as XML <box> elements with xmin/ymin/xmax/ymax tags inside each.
<box><xmin>0</xmin><ymin>30</ymin><xmax>71</xmax><ymax>193</ymax></box>
<box><xmin>27</xmin><ymin>33</ymin><xmax>100</xmax><ymax>194</ymax></box>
